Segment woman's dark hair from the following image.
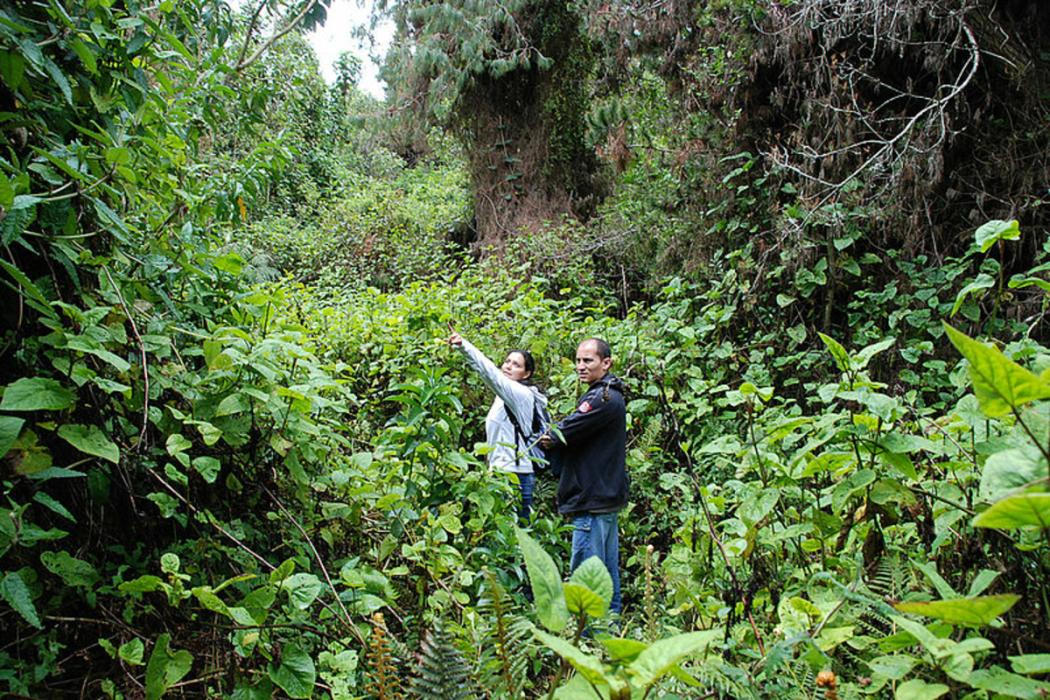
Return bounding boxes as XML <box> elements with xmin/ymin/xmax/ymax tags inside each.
<box><xmin>507</xmin><ymin>349</ymin><xmax>536</xmax><ymax>382</ymax></box>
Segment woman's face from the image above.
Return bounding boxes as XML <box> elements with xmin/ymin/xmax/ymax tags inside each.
<box><xmin>501</xmin><ymin>352</ymin><xmax>532</xmax><ymax>382</ymax></box>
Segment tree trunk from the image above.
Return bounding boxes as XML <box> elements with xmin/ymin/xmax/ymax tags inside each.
<box><xmin>454</xmin><ymin>0</ymin><xmax>603</xmax><ymax>248</ymax></box>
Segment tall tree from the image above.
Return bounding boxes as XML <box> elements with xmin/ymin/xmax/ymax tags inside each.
<box><xmin>378</xmin><ymin>0</ymin><xmax>604</xmax><ymax>246</ymax></box>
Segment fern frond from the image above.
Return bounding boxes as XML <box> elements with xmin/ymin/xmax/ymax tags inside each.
<box><xmin>474</xmin><ymin>570</ymin><xmax>532</xmax><ymax>697</ymax></box>
<box><xmin>365</xmin><ymin>612</ymin><xmax>403</xmax><ymax>700</ymax></box>
<box><xmin>794</xmin><ymin>660</ymin><xmax>816</xmax><ymax>696</ymax></box>
<box><xmin>686</xmin><ymin>659</ymin><xmax>759</xmax><ymax>699</ymax></box>
<box><xmin>410</xmin><ymin>622</ymin><xmax>477</xmax><ymax>700</ymax></box>
<box><xmin>865</xmin><ymin>555</ymin><xmax>907</xmax><ymax>600</ymax></box>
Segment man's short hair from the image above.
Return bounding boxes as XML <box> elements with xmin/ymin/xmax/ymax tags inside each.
<box><xmin>584</xmin><ymin>337</ymin><xmax>612</xmax><ymax>359</ymax></box>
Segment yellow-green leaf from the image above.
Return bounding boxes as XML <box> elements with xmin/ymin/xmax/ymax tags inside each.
<box><xmin>895</xmin><ymin>678</ymin><xmax>949</xmax><ymax>700</ymax></box>
<box><xmin>1010</xmin><ymin>654</ymin><xmax>1050</xmax><ymax>675</ymax></box>
<box><xmin>975</xmin><ymin>219</ymin><xmax>1021</xmax><ymax>253</ymax></box>
<box><xmin>533</xmin><ymin>628</ymin><xmax>609</xmax><ymax>688</ymax></box>
<box><xmin>893</xmin><ymin>594</ymin><xmax>1020</xmax><ymax>628</ymax></box>
<box><xmin>628</xmin><ymin>629</ymin><xmax>720</xmax><ymax>688</ymax></box>
<box><xmin>819</xmin><ymin>332</ymin><xmax>850</xmax><ymax>372</ymax></box>
<box><xmin>568</xmin><ymin>556</ymin><xmax>612</xmax><ymax>608</ymax></box>
<box><xmin>944</xmin><ymin>324</ymin><xmax>1050</xmax><ymax>417</ymax></box>
<box><xmin>564</xmin><ymin>583</ymin><xmax>606</xmax><ymax>618</ymax></box>
<box><xmin>973</xmin><ymin>493</ymin><xmax>1050</xmax><ymax>530</ymax></box>
<box><xmin>516</xmin><ymin>527</ymin><xmax>568</xmax><ymax>632</ymax></box>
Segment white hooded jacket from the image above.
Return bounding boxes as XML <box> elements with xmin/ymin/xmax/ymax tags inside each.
<box><xmin>458</xmin><ymin>338</ymin><xmax>547</xmax><ymax>474</ymax></box>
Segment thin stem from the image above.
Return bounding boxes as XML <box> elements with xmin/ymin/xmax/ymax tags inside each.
<box><xmin>234</xmin><ymin>0</ymin><xmax>268</xmax><ymax>68</ymax></box>
<box><xmin>146</xmin><ymin>470</ymin><xmax>275</xmax><ymax>571</ymax></box>
<box><xmin>103</xmin><ymin>266</ymin><xmax>150</xmax><ymax>449</ymax></box>
<box><xmin>746</xmin><ymin>404</ymin><xmax>767</xmax><ymax>485</ymax></box>
<box><xmin>263</xmin><ymin>485</ymin><xmax>367</xmax><ymax>648</ymax></box>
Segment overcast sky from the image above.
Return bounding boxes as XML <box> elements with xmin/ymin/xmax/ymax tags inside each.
<box><xmin>306</xmin><ymin>0</ymin><xmax>393</xmax><ymax>99</ymax></box>
<box><xmin>229</xmin><ymin>0</ymin><xmax>393</xmax><ymax>98</ymax></box>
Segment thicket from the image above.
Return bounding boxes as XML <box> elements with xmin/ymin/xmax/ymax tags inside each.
<box><xmin>0</xmin><ymin>0</ymin><xmax>1048</xmax><ymax>699</ymax></box>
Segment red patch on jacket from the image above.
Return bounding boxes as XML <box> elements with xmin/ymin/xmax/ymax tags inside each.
<box><xmin>578</xmin><ymin>401</ymin><xmax>593</xmax><ymax>413</ymax></box>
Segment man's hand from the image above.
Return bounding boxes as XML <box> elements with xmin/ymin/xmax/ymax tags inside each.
<box><xmin>539</xmin><ymin>434</ymin><xmax>554</xmax><ymax>450</ymax></box>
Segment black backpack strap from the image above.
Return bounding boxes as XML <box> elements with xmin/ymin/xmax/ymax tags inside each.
<box><xmin>504</xmin><ymin>404</ymin><xmax>527</xmax><ymax>447</ymax></box>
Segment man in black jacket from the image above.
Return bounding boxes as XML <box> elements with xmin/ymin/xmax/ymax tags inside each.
<box><xmin>541</xmin><ymin>337</ymin><xmax>628</xmax><ymax>614</ymax></box>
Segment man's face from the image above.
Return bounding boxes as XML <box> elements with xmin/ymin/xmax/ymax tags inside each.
<box><xmin>575</xmin><ymin>340</ymin><xmax>612</xmax><ymax>384</ymax></box>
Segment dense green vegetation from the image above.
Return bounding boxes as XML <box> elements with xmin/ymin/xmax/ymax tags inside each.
<box><xmin>1</xmin><ymin>0</ymin><xmax>1048</xmax><ymax>698</ymax></box>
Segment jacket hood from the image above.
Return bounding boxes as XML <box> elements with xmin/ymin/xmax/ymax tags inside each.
<box><xmin>591</xmin><ymin>373</ymin><xmax>625</xmax><ymax>393</ymax></box>
<box><xmin>528</xmin><ymin>384</ymin><xmax>549</xmax><ymax>406</ymax></box>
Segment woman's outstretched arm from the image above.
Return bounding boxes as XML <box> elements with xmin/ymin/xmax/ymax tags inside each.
<box><xmin>450</xmin><ymin>333</ymin><xmax>534</xmax><ymax>427</ymax></box>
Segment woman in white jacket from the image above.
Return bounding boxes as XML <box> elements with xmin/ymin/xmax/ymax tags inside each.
<box><xmin>449</xmin><ymin>330</ymin><xmax>546</xmax><ymax>522</ymax></box>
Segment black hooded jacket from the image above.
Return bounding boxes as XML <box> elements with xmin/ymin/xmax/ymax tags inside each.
<box><xmin>549</xmin><ymin>373</ymin><xmax>628</xmax><ymax>514</ymax></box>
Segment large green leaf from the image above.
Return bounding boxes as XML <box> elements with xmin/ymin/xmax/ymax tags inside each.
<box><xmin>868</xmin><ymin>654</ymin><xmax>919</xmax><ymax>680</ymax></box>
<box><xmin>952</xmin><ymin>273</ymin><xmax>996</xmax><ymax>316</ymax></box>
<box><xmin>973</xmin><ymin>493</ymin><xmax>1050</xmax><ymax>530</ymax></box>
<box><xmin>894</xmin><ymin>594</ymin><xmax>1020</xmax><ymax>628</ymax></box>
<box><xmin>1</xmin><ymin>377</ymin><xmax>75</xmax><ymax>411</ymax></box>
<box><xmin>568</xmin><ymin>556</ymin><xmax>612</xmax><ymax>608</ymax></box>
<box><xmin>58</xmin><ymin>424</ymin><xmax>120</xmax><ymax>464</ymax></box>
<box><xmin>944</xmin><ymin>324</ymin><xmax>1050</xmax><ymax>417</ymax></box>
<box><xmin>980</xmin><ymin>447</ymin><xmax>1047</xmax><ymax>502</ymax></box>
<box><xmin>40</xmin><ymin>550</ymin><xmax>99</xmax><ymax>587</ymax></box>
<box><xmin>967</xmin><ymin>569</ymin><xmax>1001</xmax><ymax>597</ymax></box>
<box><xmin>192</xmin><ymin>586</ymin><xmax>231</xmax><ymax>617</ymax></box>
<box><xmin>1010</xmin><ymin>654</ymin><xmax>1050</xmax><ymax>675</ymax></box>
<box><xmin>269</xmin><ymin>644</ymin><xmax>316</xmax><ymax>699</ymax></box>
<box><xmin>65</xmin><ymin>337</ymin><xmax>131</xmax><ymax>373</ymax></box>
<box><xmin>215</xmin><ymin>392</ymin><xmax>250</xmax><ymax>416</ymax></box>
<box><xmin>563</xmin><ymin>583</ymin><xmax>606</xmax><ymax>618</ymax></box>
<box><xmin>192</xmin><ymin>456</ymin><xmax>221</xmax><ymax>483</ymax></box>
<box><xmin>553</xmin><ymin>671</ymin><xmax>611</xmax><ymax>699</ymax></box>
<box><xmin>895</xmin><ymin>678</ymin><xmax>949</xmax><ymax>700</ymax></box>
<box><xmin>943</xmin><ymin>651</ymin><xmax>975</xmax><ymax>682</ymax></box>
<box><xmin>600</xmin><ymin>638</ymin><xmax>648</xmax><ymax>663</ymax></box>
<box><xmin>627</xmin><ymin>629</ymin><xmax>719</xmax><ymax>689</ymax></box>
<box><xmin>69</xmin><ymin>38</ymin><xmax>98</xmax><ymax>74</ymax></box>
<box><xmin>0</xmin><ymin>174</ymin><xmax>12</xmax><ymax>208</ymax></box>
<box><xmin>890</xmin><ymin>616</ymin><xmax>956</xmax><ymax>658</ymax></box>
<box><xmin>975</xmin><ymin>219</ymin><xmax>1021</xmax><ymax>252</ymax></box>
<box><xmin>0</xmin><ymin>415</ymin><xmax>24</xmax><ymax>457</ymax></box>
<box><xmin>119</xmin><ymin>638</ymin><xmax>145</xmax><ymax>665</ymax></box>
<box><xmin>0</xmin><ymin>571</ymin><xmax>41</xmax><ymax>628</ymax></box>
<box><xmin>819</xmin><ymin>333</ymin><xmax>850</xmax><ymax>372</ymax></box>
<box><xmin>516</xmin><ymin>527</ymin><xmax>568</xmax><ymax>632</ymax></box>
<box><xmin>914</xmin><ymin>562</ymin><xmax>958</xmax><ymax>599</ymax></box>
<box><xmin>33</xmin><ymin>492</ymin><xmax>75</xmax><ymax>522</ymax></box>
<box><xmin>282</xmin><ymin>573</ymin><xmax>323</xmax><ymax>610</ymax></box>
<box><xmin>738</xmin><ymin>488</ymin><xmax>779</xmax><ymax>525</ymax></box>
<box><xmin>144</xmin><ymin>633</ymin><xmax>193</xmax><ymax>700</ymax></box>
<box><xmin>969</xmin><ymin>668</ymin><xmax>1050</xmax><ymax>699</ymax></box>
<box><xmin>854</xmin><ymin>337</ymin><xmax>897</xmax><ymax>370</ymax></box>
<box><xmin>0</xmin><ymin>258</ymin><xmax>58</xmax><ymax>321</ymax></box>
<box><xmin>533</xmin><ymin>628</ymin><xmax>610</xmax><ymax>688</ymax></box>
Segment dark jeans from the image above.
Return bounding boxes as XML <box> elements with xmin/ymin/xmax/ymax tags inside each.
<box><xmin>516</xmin><ymin>472</ymin><xmax>535</xmax><ymax>524</ymax></box>
<box><xmin>569</xmin><ymin>512</ymin><xmax>622</xmax><ymax>614</ymax></box>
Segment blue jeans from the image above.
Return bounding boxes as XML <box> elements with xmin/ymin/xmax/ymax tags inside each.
<box><xmin>516</xmin><ymin>472</ymin><xmax>535</xmax><ymax>524</ymax></box>
<box><xmin>569</xmin><ymin>512</ymin><xmax>621</xmax><ymax>614</ymax></box>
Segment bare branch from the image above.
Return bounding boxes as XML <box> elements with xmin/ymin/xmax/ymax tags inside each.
<box><xmin>236</xmin><ymin>0</ymin><xmax>321</xmax><ymax>73</ymax></box>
